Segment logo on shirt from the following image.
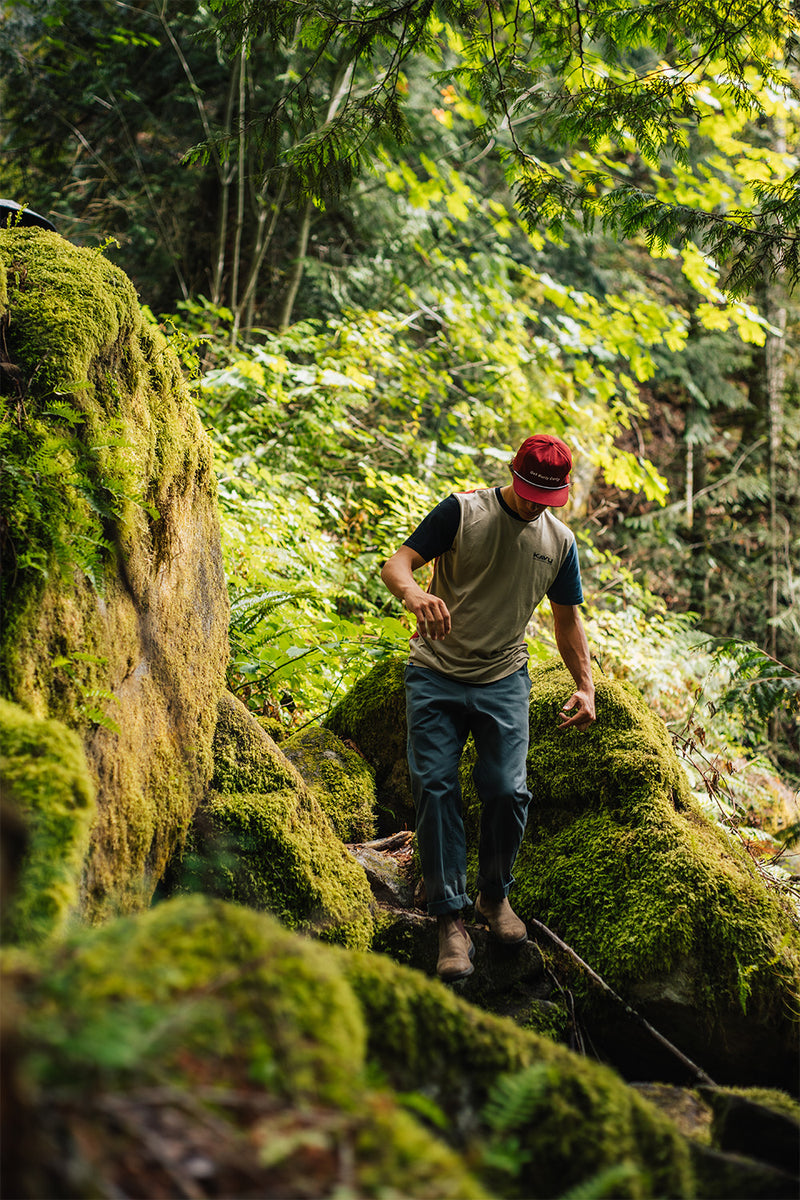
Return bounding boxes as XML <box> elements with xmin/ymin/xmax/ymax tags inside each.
<box><xmin>532</xmin><ymin>551</ymin><xmax>554</xmax><ymax>564</ymax></box>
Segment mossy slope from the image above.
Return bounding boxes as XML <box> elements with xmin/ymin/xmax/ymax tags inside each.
<box><xmin>0</xmin><ymin>229</ymin><xmax>229</xmax><ymax>921</ymax></box>
<box><xmin>169</xmin><ymin>692</ymin><xmax>375</xmax><ymax>948</ymax></box>
<box><xmin>343</xmin><ymin>949</ymin><xmax>693</xmax><ymax>1199</ymax></box>
<box><xmin>11</xmin><ymin>894</ymin><xmax>696</xmax><ymax>1199</ymax></box>
<box><xmin>283</xmin><ymin>723</ymin><xmax>377</xmax><ymax>842</ymax></box>
<box><xmin>0</xmin><ymin>698</ymin><xmax>95</xmax><ymax>945</ymax></box>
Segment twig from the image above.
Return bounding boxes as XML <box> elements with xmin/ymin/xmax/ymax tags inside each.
<box><xmin>529</xmin><ymin>918</ymin><xmax>717</xmax><ymax>1086</ymax></box>
<box><xmin>347</xmin><ymin>831</ymin><xmax>413</xmax><ymax>853</ymax></box>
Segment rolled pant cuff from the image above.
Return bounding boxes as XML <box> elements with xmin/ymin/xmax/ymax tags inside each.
<box><xmin>476</xmin><ymin>877</ymin><xmax>513</xmax><ymax>901</ymax></box>
<box><xmin>427</xmin><ymin>894</ymin><xmax>471</xmax><ymax>916</ymax></box>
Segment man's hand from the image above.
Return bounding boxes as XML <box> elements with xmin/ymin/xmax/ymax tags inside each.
<box><xmin>404</xmin><ymin>589</ymin><xmax>451</xmax><ymax>640</ymax></box>
<box><xmin>381</xmin><ymin>545</ymin><xmax>451</xmax><ymax>639</ymax></box>
<box><xmin>557</xmin><ymin>689</ymin><xmax>596</xmax><ymax>730</ymax></box>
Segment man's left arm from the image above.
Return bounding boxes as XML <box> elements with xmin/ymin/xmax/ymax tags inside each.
<box><xmin>550</xmin><ymin>601</ymin><xmax>596</xmax><ymax>729</ymax></box>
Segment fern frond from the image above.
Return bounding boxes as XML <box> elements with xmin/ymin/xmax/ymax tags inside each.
<box><xmin>558</xmin><ymin>1162</ymin><xmax>641</xmax><ymax>1200</ymax></box>
<box><xmin>483</xmin><ymin>1063</ymin><xmax>554</xmax><ymax>1132</ymax></box>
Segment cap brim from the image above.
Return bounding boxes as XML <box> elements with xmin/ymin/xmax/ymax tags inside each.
<box><xmin>512</xmin><ymin>476</ymin><xmax>569</xmax><ymax>507</ymax></box>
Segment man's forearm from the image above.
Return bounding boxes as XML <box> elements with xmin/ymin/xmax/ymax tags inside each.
<box><xmin>381</xmin><ymin>554</ymin><xmax>422</xmax><ymax>605</ymax></box>
<box><xmin>381</xmin><ymin>547</ymin><xmax>452</xmax><ymax>639</ymax></box>
<box><xmin>554</xmin><ymin>614</ymin><xmax>594</xmax><ymax>694</ymax></box>
<box><xmin>551</xmin><ymin>602</ymin><xmax>595</xmax><ymax>727</ymax></box>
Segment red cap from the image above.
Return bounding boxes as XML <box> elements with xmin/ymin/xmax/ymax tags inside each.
<box><xmin>511</xmin><ymin>434</ymin><xmax>572</xmax><ymax>506</ymax></box>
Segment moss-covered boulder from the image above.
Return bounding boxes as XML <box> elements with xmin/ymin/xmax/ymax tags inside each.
<box><xmin>325</xmin><ymin>655</ymin><xmax>413</xmax><ymax>832</ymax></box>
<box><xmin>462</xmin><ymin>659</ymin><xmax>800</xmax><ymax>1091</ymax></box>
<box><xmin>168</xmin><ymin>692</ymin><xmax>375</xmax><ymax>948</ymax></box>
<box><xmin>8</xmin><ymin>893</ymin><xmax>709</xmax><ymax>1199</ymax></box>
<box><xmin>5</xmin><ymin>894</ymin><xmax>488</xmax><ymax>1199</ymax></box>
<box><xmin>0</xmin><ymin>699</ymin><xmax>95</xmax><ymax>944</ymax></box>
<box><xmin>282</xmin><ymin>724</ymin><xmax>377</xmax><ymax>842</ymax></box>
<box><xmin>328</xmin><ymin>656</ymin><xmax>799</xmax><ymax>1089</ymax></box>
<box><xmin>0</xmin><ymin>229</ymin><xmax>229</xmax><ymax>921</ymax></box>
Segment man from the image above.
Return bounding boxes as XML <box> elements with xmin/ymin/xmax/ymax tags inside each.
<box><xmin>381</xmin><ymin>434</ymin><xmax>596</xmax><ymax>981</ymax></box>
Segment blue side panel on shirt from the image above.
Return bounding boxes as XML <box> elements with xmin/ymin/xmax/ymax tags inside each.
<box><xmin>546</xmin><ymin>540</ymin><xmax>583</xmax><ymax>606</ymax></box>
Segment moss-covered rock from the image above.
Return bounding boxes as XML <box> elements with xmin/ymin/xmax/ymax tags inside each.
<box><xmin>0</xmin><ymin>698</ymin><xmax>95</xmax><ymax>944</ymax></box>
<box><xmin>4</xmin><ymin>895</ymin><xmax>489</xmax><ymax>1198</ymax></box>
<box><xmin>20</xmin><ymin>895</ymin><xmax>364</xmax><ymax>1103</ymax></box>
<box><xmin>343</xmin><ymin>951</ymin><xmax>695</xmax><ymax>1198</ymax></box>
<box><xmin>170</xmin><ymin>692</ymin><xmax>375</xmax><ymax>948</ymax></box>
<box><xmin>283</xmin><ymin>724</ymin><xmax>377</xmax><ymax>842</ymax></box>
<box><xmin>331</xmin><ymin>656</ymin><xmax>799</xmax><ymax>1088</ymax></box>
<box><xmin>325</xmin><ymin>655</ymin><xmax>413</xmax><ymax>831</ymax></box>
<box><xmin>0</xmin><ymin>229</ymin><xmax>229</xmax><ymax>921</ymax></box>
<box><xmin>11</xmin><ymin>893</ymin><xmax>701</xmax><ymax>1199</ymax></box>
<box><xmin>462</xmin><ymin>659</ymin><xmax>800</xmax><ymax>1090</ymax></box>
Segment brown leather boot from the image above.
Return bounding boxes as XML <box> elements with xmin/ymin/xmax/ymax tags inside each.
<box><xmin>475</xmin><ymin>894</ymin><xmax>528</xmax><ymax>944</ymax></box>
<box><xmin>436</xmin><ymin>915</ymin><xmax>475</xmax><ymax>981</ymax></box>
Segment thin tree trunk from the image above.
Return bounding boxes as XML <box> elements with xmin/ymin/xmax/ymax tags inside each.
<box><xmin>158</xmin><ymin>4</ymin><xmax>233</xmax><ymax>308</ymax></box>
<box><xmin>242</xmin><ymin>173</ymin><xmax>289</xmax><ymax>332</ymax></box>
<box><xmin>279</xmin><ymin>199</ymin><xmax>314</xmax><ymax>331</ymax></box>
<box><xmin>765</xmin><ymin>108</ymin><xmax>787</xmax><ymax>668</ymax></box>
<box><xmin>279</xmin><ymin>58</ymin><xmax>355</xmax><ymax>330</ymax></box>
<box><xmin>230</xmin><ymin>39</ymin><xmax>248</xmax><ymax>347</ymax></box>
<box><xmin>688</xmin><ymin>424</ymin><xmax>708</xmax><ymax>617</ymax></box>
<box><xmin>212</xmin><ymin>71</ymin><xmax>238</xmax><ymax>308</ymax></box>
<box><xmin>766</xmin><ymin>301</ymin><xmax>786</xmax><ymax>664</ymax></box>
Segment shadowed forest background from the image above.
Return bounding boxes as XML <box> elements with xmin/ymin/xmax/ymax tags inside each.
<box><xmin>1</xmin><ymin>1</ymin><xmax>800</xmax><ymax>1196</ymax></box>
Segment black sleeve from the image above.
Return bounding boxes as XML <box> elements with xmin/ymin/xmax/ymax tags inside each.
<box><xmin>403</xmin><ymin>495</ymin><xmax>461</xmax><ymax>562</ymax></box>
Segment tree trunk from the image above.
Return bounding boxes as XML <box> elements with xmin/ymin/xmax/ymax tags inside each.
<box><xmin>230</xmin><ymin>41</ymin><xmax>248</xmax><ymax>347</ymax></box>
<box><xmin>279</xmin><ymin>58</ymin><xmax>355</xmax><ymax>331</ymax></box>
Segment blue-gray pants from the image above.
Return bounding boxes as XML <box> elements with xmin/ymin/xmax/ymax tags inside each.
<box><xmin>404</xmin><ymin>663</ymin><xmax>532</xmax><ymax>916</ymax></box>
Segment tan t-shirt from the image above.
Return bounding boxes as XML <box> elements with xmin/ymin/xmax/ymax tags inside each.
<box><xmin>407</xmin><ymin>489</ymin><xmax>576</xmax><ymax>683</ymax></box>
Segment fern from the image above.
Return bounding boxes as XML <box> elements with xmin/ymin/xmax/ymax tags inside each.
<box><xmin>50</xmin><ymin>654</ymin><xmax>121</xmax><ymax>733</ymax></box>
<box><xmin>710</xmin><ymin>638</ymin><xmax>800</xmax><ymax>724</ymax></box>
<box><xmin>483</xmin><ymin>1063</ymin><xmax>554</xmax><ymax>1133</ymax></box>
<box><xmin>0</xmin><ymin>390</ymin><xmax>146</xmax><ymax>607</ymax></box>
<box><xmin>558</xmin><ymin>1163</ymin><xmax>641</xmax><ymax>1200</ymax></box>
<box><xmin>480</xmin><ymin>1067</ymin><xmax>642</xmax><ymax>1197</ymax></box>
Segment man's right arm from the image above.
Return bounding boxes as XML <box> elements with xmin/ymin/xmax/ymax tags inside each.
<box><xmin>381</xmin><ymin>547</ymin><xmax>452</xmax><ymax>640</ymax></box>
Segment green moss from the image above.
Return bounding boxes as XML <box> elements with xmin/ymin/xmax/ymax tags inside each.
<box><xmin>14</xmin><ymin>893</ymin><xmax>699</xmax><ymax>1198</ymax></box>
<box><xmin>9</xmin><ymin>895</ymin><xmax>492</xmax><ymax>1196</ymax></box>
<box><xmin>0</xmin><ymin>228</ymin><xmax>229</xmax><ymax>921</ymax></box>
<box><xmin>283</xmin><ymin>724</ymin><xmax>377</xmax><ymax>842</ymax></box>
<box><xmin>352</xmin><ymin>1098</ymin><xmax>490</xmax><ymax>1198</ymax></box>
<box><xmin>521</xmin><ymin>999</ymin><xmax>571</xmax><ymax>1042</ymax></box>
<box><xmin>211</xmin><ymin>692</ymin><xmax>300</xmax><ymax>795</ymax></box>
<box><xmin>20</xmin><ymin>895</ymin><xmax>364</xmax><ymax>1105</ymax></box>
<box><xmin>171</xmin><ymin>693</ymin><xmax>375</xmax><ymax>949</ymax></box>
<box><xmin>325</xmin><ymin>655</ymin><xmax>413</xmax><ymax>830</ymax></box>
<box><xmin>461</xmin><ymin>659</ymin><xmax>800</xmax><ymax>1061</ymax></box>
<box><xmin>0</xmin><ymin>698</ymin><xmax>95</xmax><ymax>945</ymax></box>
<box><xmin>255</xmin><ymin>714</ymin><xmax>286</xmax><ymax>742</ymax></box>
<box><xmin>343</xmin><ymin>952</ymin><xmax>694</xmax><ymax>1198</ymax></box>
<box><xmin>714</xmin><ymin>1086</ymin><xmax>800</xmax><ymax>1122</ymax></box>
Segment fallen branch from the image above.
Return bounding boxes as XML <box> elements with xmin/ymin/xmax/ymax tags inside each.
<box><xmin>529</xmin><ymin>918</ymin><xmax>717</xmax><ymax>1088</ymax></box>
<box><xmin>347</xmin><ymin>831</ymin><xmax>414</xmax><ymax>853</ymax></box>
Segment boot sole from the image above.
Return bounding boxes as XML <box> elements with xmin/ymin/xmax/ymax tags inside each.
<box><xmin>438</xmin><ymin>961</ymin><xmax>475</xmax><ymax>982</ymax></box>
